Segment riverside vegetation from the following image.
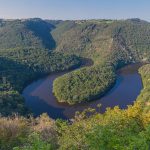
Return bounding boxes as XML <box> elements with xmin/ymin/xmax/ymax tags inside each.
<box><xmin>1</xmin><ymin>65</ymin><xmax>150</xmax><ymax>150</ymax></box>
<box><xmin>0</xmin><ymin>18</ymin><xmax>150</xmax><ymax>149</ymax></box>
<box><xmin>53</xmin><ymin>64</ymin><xmax>116</xmax><ymax>104</ymax></box>
<box><xmin>0</xmin><ymin>19</ymin><xmax>81</xmax><ymax>115</ymax></box>
<box><xmin>53</xmin><ymin>18</ymin><xmax>150</xmax><ymax>104</ymax></box>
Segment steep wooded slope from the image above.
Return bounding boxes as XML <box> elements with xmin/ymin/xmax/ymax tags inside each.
<box><xmin>0</xmin><ymin>18</ymin><xmax>150</xmax><ymax>112</ymax></box>
<box><xmin>0</xmin><ymin>19</ymin><xmax>81</xmax><ymax>115</ymax></box>
<box><xmin>53</xmin><ymin>19</ymin><xmax>150</xmax><ymax>104</ymax></box>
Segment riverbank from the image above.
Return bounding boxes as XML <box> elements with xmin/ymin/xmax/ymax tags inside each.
<box><xmin>23</xmin><ymin>63</ymin><xmax>143</xmax><ymax>119</ymax></box>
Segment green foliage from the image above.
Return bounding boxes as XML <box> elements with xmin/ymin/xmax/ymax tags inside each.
<box><xmin>53</xmin><ymin>63</ymin><xmax>150</xmax><ymax>149</ymax></box>
<box><xmin>0</xmin><ymin>18</ymin><xmax>150</xmax><ymax>150</ymax></box>
<box><xmin>0</xmin><ymin>90</ymin><xmax>28</xmax><ymax>116</ymax></box>
<box><xmin>0</xmin><ymin>19</ymin><xmax>83</xmax><ymax>116</ymax></box>
<box><xmin>137</xmin><ymin>64</ymin><xmax>150</xmax><ymax>112</ymax></box>
<box><xmin>0</xmin><ymin>116</ymin><xmax>29</xmax><ymax>150</ymax></box>
<box><xmin>0</xmin><ymin>114</ymin><xmax>58</xmax><ymax>150</ymax></box>
<box><xmin>52</xmin><ymin>19</ymin><xmax>150</xmax><ymax>104</ymax></box>
<box><xmin>0</xmin><ymin>48</ymin><xmax>81</xmax><ymax>116</ymax></box>
<box><xmin>0</xmin><ymin>19</ymin><xmax>55</xmax><ymax>50</ymax></box>
<box><xmin>13</xmin><ymin>133</ymin><xmax>53</xmax><ymax>150</ymax></box>
<box><xmin>1</xmin><ymin>18</ymin><xmax>150</xmax><ymax>111</ymax></box>
<box><xmin>85</xmin><ymin>124</ymin><xmax>150</xmax><ymax>150</ymax></box>
<box><xmin>57</xmin><ymin>102</ymin><xmax>150</xmax><ymax>150</ymax></box>
<box><xmin>51</xmin><ymin>20</ymin><xmax>76</xmax><ymax>45</ymax></box>
<box><xmin>53</xmin><ymin>64</ymin><xmax>115</xmax><ymax>104</ymax></box>
<box><xmin>0</xmin><ymin>102</ymin><xmax>150</xmax><ymax>150</ymax></box>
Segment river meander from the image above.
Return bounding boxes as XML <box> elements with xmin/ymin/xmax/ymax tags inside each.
<box><xmin>23</xmin><ymin>63</ymin><xmax>143</xmax><ymax>119</ymax></box>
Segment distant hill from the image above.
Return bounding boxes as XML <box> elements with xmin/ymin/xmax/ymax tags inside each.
<box><xmin>54</xmin><ymin>19</ymin><xmax>150</xmax><ymax>64</ymax></box>
<box><xmin>0</xmin><ymin>18</ymin><xmax>55</xmax><ymax>50</ymax></box>
<box><xmin>0</xmin><ymin>18</ymin><xmax>150</xmax><ymax>63</ymax></box>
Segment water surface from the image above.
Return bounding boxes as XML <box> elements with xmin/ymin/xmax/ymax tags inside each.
<box><xmin>23</xmin><ymin>63</ymin><xmax>143</xmax><ymax>119</ymax></box>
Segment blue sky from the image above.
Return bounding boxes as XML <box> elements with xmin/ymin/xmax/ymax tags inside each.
<box><xmin>0</xmin><ymin>0</ymin><xmax>149</xmax><ymax>21</ymax></box>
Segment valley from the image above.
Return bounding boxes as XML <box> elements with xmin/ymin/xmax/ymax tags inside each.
<box><xmin>23</xmin><ymin>63</ymin><xmax>143</xmax><ymax>119</ymax></box>
<box><xmin>0</xmin><ymin>18</ymin><xmax>150</xmax><ymax>150</ymax></box>
<box><xmin>1</xmin><ymin>18</ymin><xmax>150</xmax><ymax>116</ymax></box>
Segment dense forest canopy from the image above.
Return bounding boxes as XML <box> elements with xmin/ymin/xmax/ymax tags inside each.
<box><xmin>0</xmin><ymin>18</ymin><xmax>150</xmax><ymax>114</ymax></box>
<box><xmin>0</xmin><ymin>19</ymin><xmax>82</xmax><ymax>115</ymax></box>
<box><xmin>0</xmin><ymin>18</ymin><xmax>150</xmax><ymax>149</ymax></box>
<box><xmin>53</xmin><ymin>64</ymin><xmax>115</xmax><ymax>104</ymax></box>
<box><xmin>53</xmin><ymin>19</ymin><xmax>150</xmax><ymax>104</ymax></box>
<box><xmin>1</xmin><ymin>64</ymin><xmax>150</xmax><ymax>150</ymax></box>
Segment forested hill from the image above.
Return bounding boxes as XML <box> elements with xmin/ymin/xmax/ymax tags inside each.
<box><xmin>0</xmin><ymin>18</ymin><xmax>150</xmax><ymax>61</ymax></box>
<box><xmin>0</xmin><ymin>18</ymin><xmax>56</xmax><ymax>50</ymax></box>
<box><xmin>54</xmin><ymin>18</ymin><xmax>150</xmax><ymax>63</ymax></box>
<box><xmin>0</xmin><ymin>18</ymin><xmax>150</xmax><ymax>150</ymax></box>
<box><xmin>0</xmin><ymin>18</ymin><xmax>82</xmax><ymax>115</ymax></box>
<box><xmin>0</xmin><ymin>18</ymin><xmax>150</xmax><ymax>114</ymax></box>
<box><xmin>52</xmin><ymin>19</ymin><xmax>150</xmax><ymax>104</ymax></box>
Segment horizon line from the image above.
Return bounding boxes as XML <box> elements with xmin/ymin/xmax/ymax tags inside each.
<box><xmin>0</xmin><ymin>17</ymin><xmax>148</xmax><ymax>22</ymax></box>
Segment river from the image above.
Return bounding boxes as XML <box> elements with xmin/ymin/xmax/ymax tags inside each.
<box><xmin>22</xmin><ymin>63</ymin><xmax>143</xmax><ymax>119</ymax></box>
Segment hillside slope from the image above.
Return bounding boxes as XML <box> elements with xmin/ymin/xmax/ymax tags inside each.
<box><xmin>0</xmin><ymin>19</ymin><xmax>82</xmax><ymax>115</ymax></box>
<box><xmin>0</xmin><ymin>18</ymin><xmax>150</xmax><ymax>113</ymax></box>
<box><xmin>0</xmin><ymin>18</ymin><xmax>150</xmax><ymax>150</ymax></box>
<box><xmin>53</xmin><ymin>19</ymin><xmax>150</xmax><ymax>104</ymax></box>
<box><xmin>0</xmin><ymin>18</ymin><xmax>55</xmax><ymax>50</ymax></box>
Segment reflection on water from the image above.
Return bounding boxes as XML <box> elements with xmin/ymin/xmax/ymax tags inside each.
<box><xmin>23</xmin><ymin>63</ymin><xmax>143</xmax><ymax>119</ymax></box>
